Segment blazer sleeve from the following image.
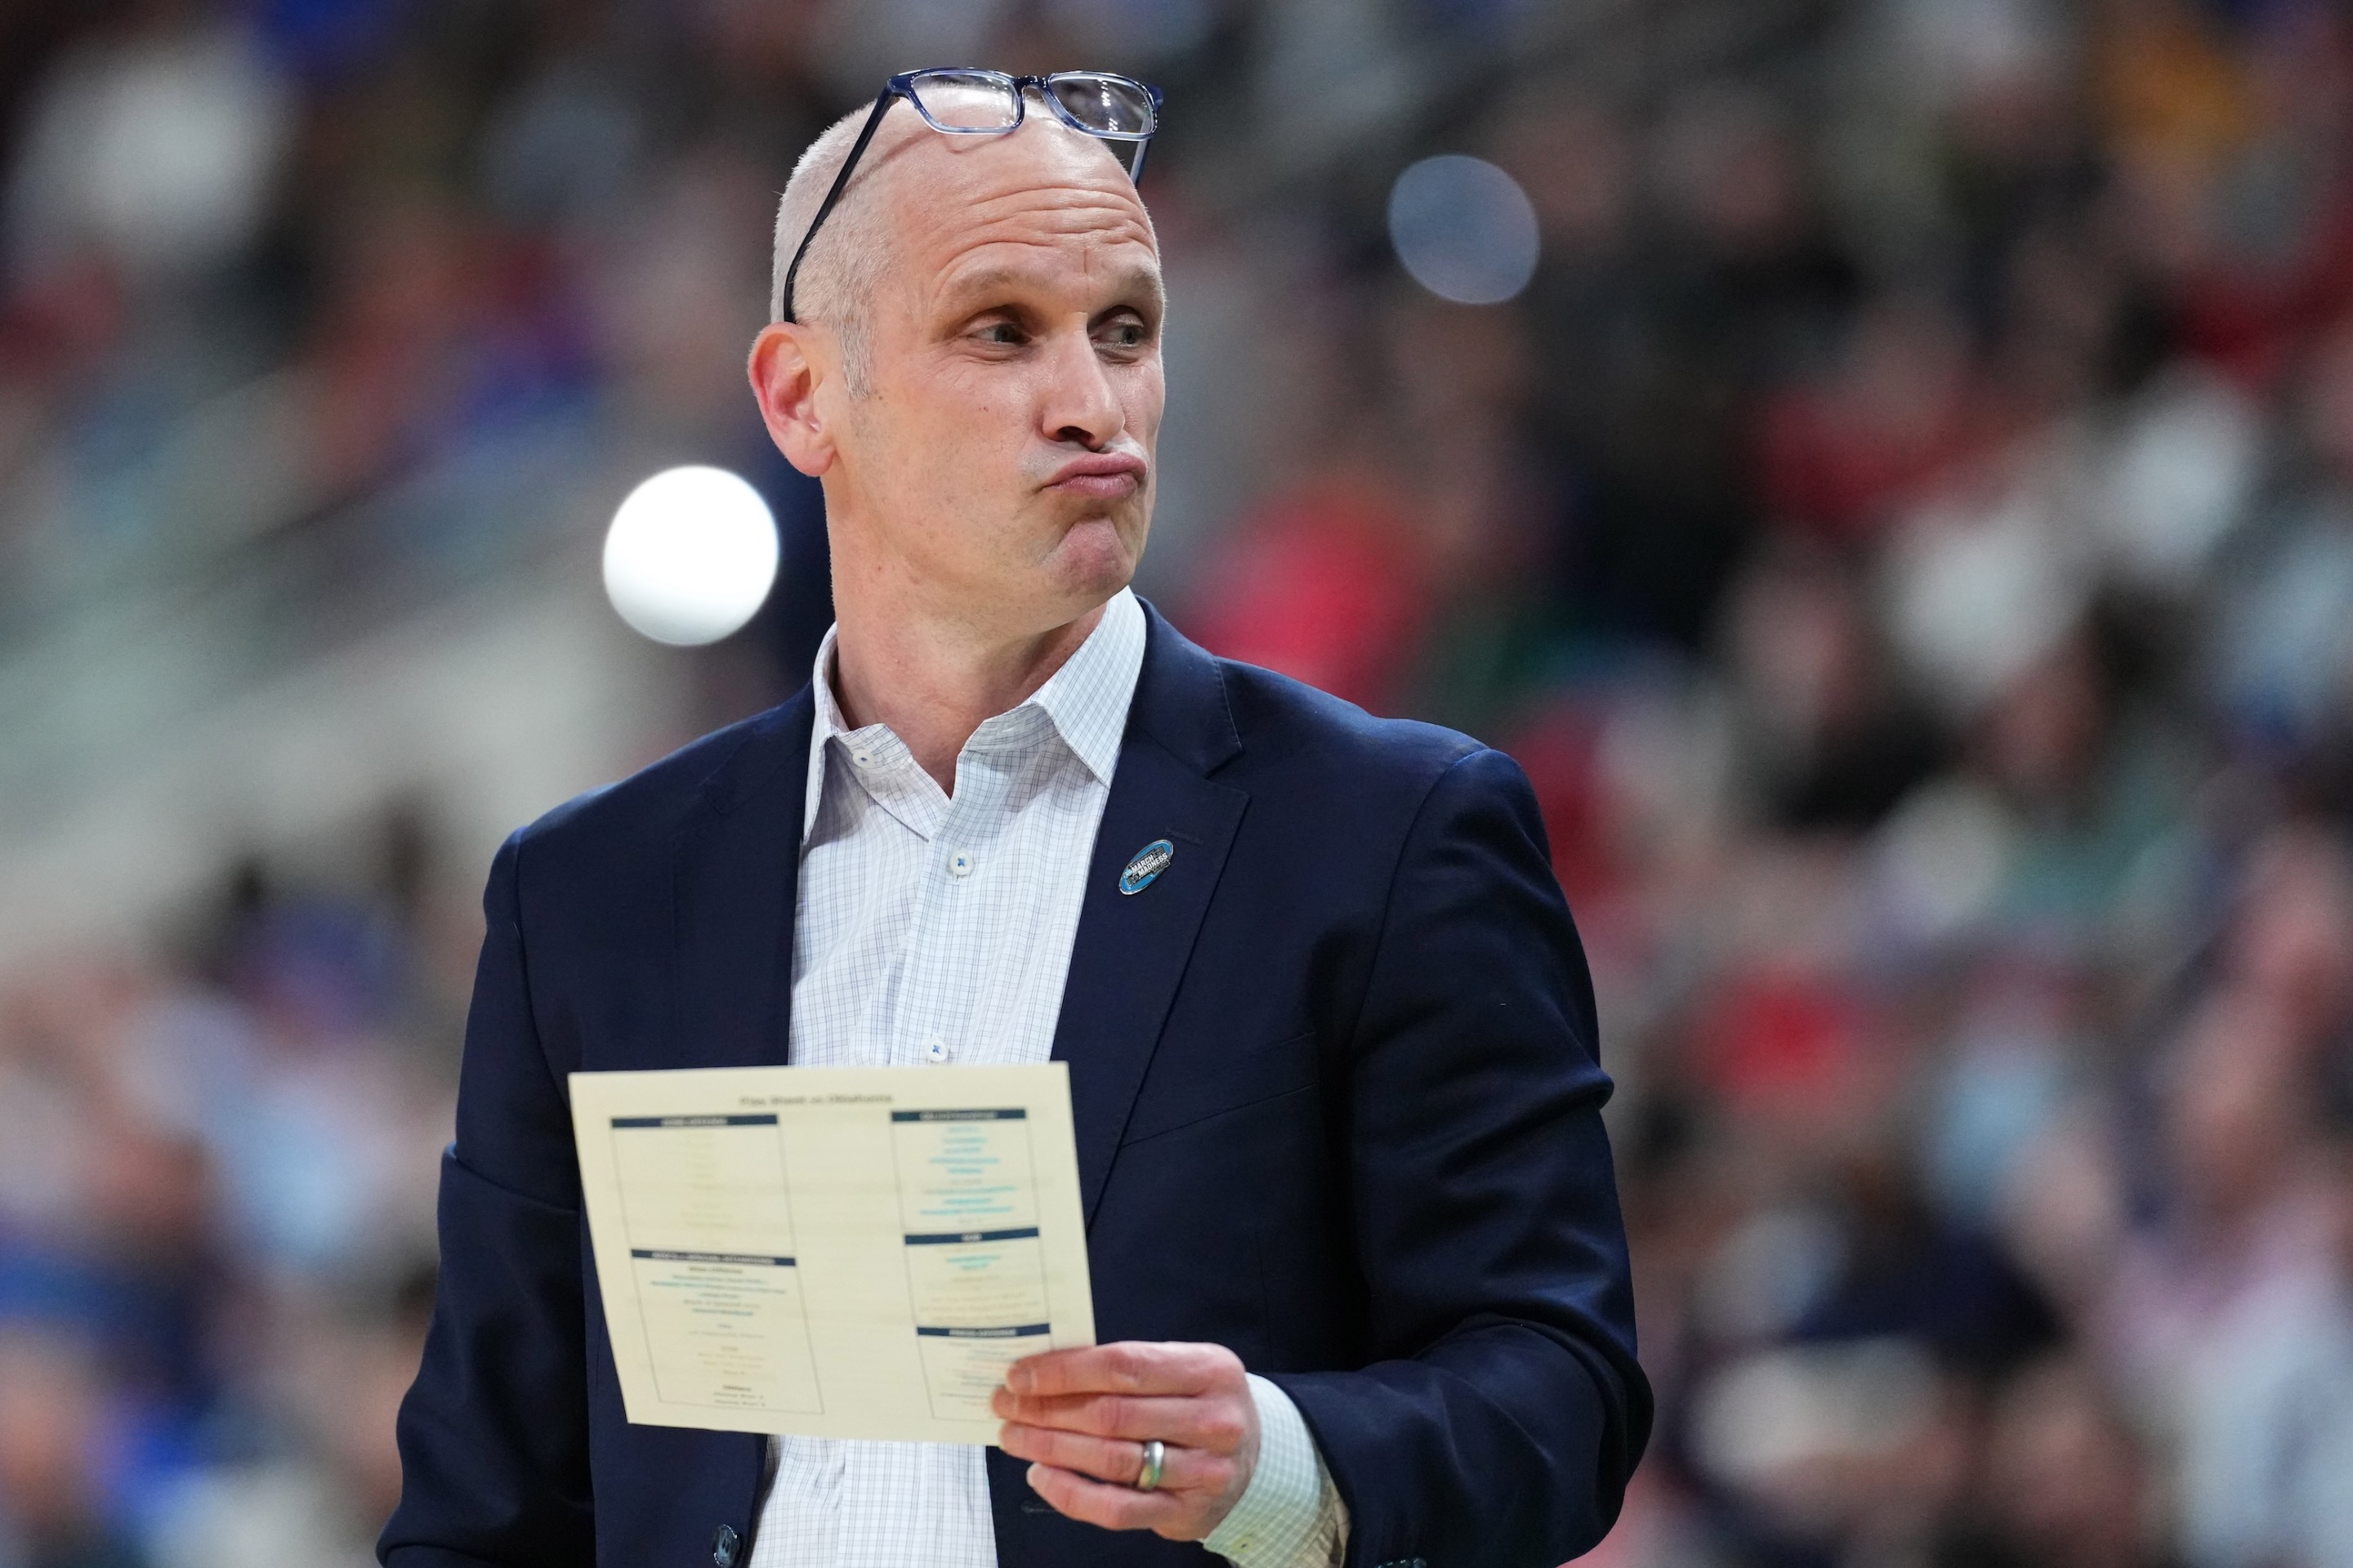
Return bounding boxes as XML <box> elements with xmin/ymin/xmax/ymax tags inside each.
<box><xmin>378</xmin><ymin>832</ymin><xmax>597</xmax><ymax>1568</ymax></box>
<box><xmin>1266</xmin><ymin>747</ymin><xmax>1652</xmax><ymax>1568</ymax></box>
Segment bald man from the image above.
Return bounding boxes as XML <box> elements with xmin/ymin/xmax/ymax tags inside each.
<box><xmin>380</xmin><ymin>70</ymin><xmax>1648</xmax><ymax>1568</ymax></box>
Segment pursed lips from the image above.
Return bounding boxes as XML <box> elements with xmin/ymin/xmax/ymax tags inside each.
<box><xmin>1044</xmin><ymin>453</ymin><xmax>1146</xmax><ymax>499</ymax></box>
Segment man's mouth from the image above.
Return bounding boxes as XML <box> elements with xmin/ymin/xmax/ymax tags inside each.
<box><xmin>1045</xmin><ymin>453</ymin><xmax>1147</xmax><ymax>499</ymax></box>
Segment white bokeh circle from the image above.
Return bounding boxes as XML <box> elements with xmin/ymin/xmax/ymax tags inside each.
<box><xmin>1387</xmin><ymin>154</ymin><xmax>1542</xmax><ymax>306</ymax></box>
<box><xmin>602</xmin><ymin>465</ymin><xmax>779</xmax><ymax>646</ymax></box>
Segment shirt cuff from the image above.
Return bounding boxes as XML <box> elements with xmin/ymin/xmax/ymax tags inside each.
<box><xmin>1203</xmin><ymin>1374</ymin><xmax>1349</xmax><ymax>1568</ymax></box>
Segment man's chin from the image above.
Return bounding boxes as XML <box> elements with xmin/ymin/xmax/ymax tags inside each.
<box><xmin>1047</xmin><ymin>511</ymin><xmax>1146</xmax><ymax>596</ymax></box>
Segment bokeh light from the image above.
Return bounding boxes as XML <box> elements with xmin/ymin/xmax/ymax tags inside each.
<box><xmin>601</xmin><ymin>466</ymin><xmax>779</xmax><ymax>646</ymax></box>
<box><xmin>1386</xmin><ymin>154</ymin><xmax>1541</xmax><ymax>306</ymax></box>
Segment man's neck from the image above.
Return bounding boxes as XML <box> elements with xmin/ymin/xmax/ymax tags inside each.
<box><xmin>828</xmin><ymin>598</ymin><xmax>1110</xmax><ymax>793</ymax></box>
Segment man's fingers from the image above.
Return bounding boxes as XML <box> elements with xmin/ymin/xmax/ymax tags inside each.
<box><xmin>994</xmin><ymin>1338</ymin><xmax>1257</xmax><ymax>1542</ymax></box>
<box><xmin>1023</xmin><ymin>1462</ymin><xmax>1195</xmax><ymax>1539</ymax></box>
<box><xmin>998</xmin><ymin>1421</ymin><xmax>1150</xmax><ymax>1486</ymax></box>
<box><xmin>998</xmin><ymin>1423</ymin><xmax>1230</xmax><ymax>1493</ymax></box>
<box><xmin>988</xmin><ymin>1388</ymin><xmax>1249</xmax><ymax>1451</ymax></box>
<box><xmin>1006</xmin><ymin>1341</ymin><xmax>1237</xmax><ymax>1399</ymax></box>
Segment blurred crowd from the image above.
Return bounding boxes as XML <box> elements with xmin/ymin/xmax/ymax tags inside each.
<box><xmin>4</xmin><ymin>1</ymin><xmax>2353</xmax><ymax>1566</ymax></box>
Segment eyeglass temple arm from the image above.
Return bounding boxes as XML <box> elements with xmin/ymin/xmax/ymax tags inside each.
<box><xmin>779</xmin><ymin>86</ymin><xmax>898</xmax><ymax>324</ymax></box>
<box><xmin>1124</xmin><ymin>83</ymin><xmax>1163</xmax><ymax>182</ymax></box>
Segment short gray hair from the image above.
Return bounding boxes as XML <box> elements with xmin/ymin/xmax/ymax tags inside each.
<box><xmin>770</xmin><ymin>106</ymin><xmax>892</xmax><ymax>395</ymax></box>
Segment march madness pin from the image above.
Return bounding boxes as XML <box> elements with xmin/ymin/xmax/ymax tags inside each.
<box><xmin>1118</xmin><ymin>839</ymin><xmax>1175</xmax><ymax>895</ymax></box>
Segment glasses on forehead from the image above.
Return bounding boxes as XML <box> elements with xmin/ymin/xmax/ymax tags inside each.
<box><xmin>778</xmin><ymin>68</ymin><xmax>1163</xmax><ymax>325</ymax></box>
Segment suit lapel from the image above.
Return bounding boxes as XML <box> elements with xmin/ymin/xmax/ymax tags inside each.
<box><xmin>1051</xmin><ymin>608</ymin><xmax>1246</xmax><ymax>1225</ymax></box>
<box><xmin>650</xmin><ymin>695</ymin><xmax>816</xmax><ymax>1534</ymax></box>
<box><xmin>671</xmin><ymin>690</ymin><xmax>814</xmax><ymax>1070</ymax></box>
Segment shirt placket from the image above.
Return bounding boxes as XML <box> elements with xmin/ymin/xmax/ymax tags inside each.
<box><xmin>832</xmin><ymin>730</ymin><xmax>945</xmax><ymax>1069</ymax></box>
<box><xmin>887</xmin><ymin>724</ymin><xmax>1029</xmax><ymax>1068</ymax></box>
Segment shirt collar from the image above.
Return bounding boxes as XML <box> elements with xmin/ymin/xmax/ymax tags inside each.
<box><xmin>801</xmin><ymin>587</ymin><xmax>1146</xmax><ymax>838</ymax></box>
<box><xmin>1023</xmin><ymin>587</ymin><xmax>1145</xmax><ymax>784</ymax></box>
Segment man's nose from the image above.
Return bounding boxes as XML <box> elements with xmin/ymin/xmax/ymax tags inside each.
<box><xmin>1039</xmin><ymin>326</ymin><xmax>1124</xmax><ymax>449</ymax></box>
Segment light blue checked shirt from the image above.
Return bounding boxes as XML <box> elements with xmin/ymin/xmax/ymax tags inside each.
<box><xmin>748</xmin><ymin>588</ymin><xmax>1345</xmax><ymax>1568</ymax></box>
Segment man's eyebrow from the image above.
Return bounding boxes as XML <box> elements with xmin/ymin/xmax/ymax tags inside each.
<box><xmin>936</xmin><ymin>261</ymin><xmax>1166</xmax><ymax>316</ymax></box>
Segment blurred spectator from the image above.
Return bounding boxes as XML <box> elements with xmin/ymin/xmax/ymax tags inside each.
<box><xmin>0</xmin><ymin>1329</ymin><xmax>151</xmax><ymax>1568</ymax></box>
<box><xmin>1972</xmin><ymin>1354</ymin><xmax>2173</xmax><ymax>1568</ymax></box>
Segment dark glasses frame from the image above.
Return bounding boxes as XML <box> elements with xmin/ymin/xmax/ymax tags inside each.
<box><xmin>778</xmin><ymin>68</ymin><xmax>1164</xmax><ymax>325</ymax></box>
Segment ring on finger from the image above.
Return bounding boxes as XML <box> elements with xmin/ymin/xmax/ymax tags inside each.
<box><xmin>1134</xmin><ymin>1438</ymin><xmax>1165</xmax><ymax>1492</ymax></box>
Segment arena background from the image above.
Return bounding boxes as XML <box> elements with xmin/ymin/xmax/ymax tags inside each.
<box><xmin>3</xmin><ymin>2</ymin><xmax>2352</xmax><ymax>1565</ymax></box>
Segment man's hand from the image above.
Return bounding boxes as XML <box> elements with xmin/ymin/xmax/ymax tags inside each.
<box><xmin>993</xmin><ymin>1341</ymin><xmax>1258</xmax><ymax>1539</ymax></box>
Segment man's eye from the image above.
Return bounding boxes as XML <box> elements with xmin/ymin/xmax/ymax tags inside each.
<box><xmin>977</xmin><ymin>319</ymin><xmax>1027</xmax><ymax>346</ymax></box>
<box><xmin>1098</xmin><ymin>319</ymin><xmax>1147</xmax><ymax>348</ymax></box>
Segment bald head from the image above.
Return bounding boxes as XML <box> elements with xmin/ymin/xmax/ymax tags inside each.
<box><xmin>770</xmin><ymin>88</ymin><xmax>1154</xmax><ymax>395</ymax></box>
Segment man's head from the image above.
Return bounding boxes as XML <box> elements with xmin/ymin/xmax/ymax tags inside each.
<box><xmin>748</xmin><ymin>87</ymin><xmax>1164</xmax><ymax>642</ymax></box>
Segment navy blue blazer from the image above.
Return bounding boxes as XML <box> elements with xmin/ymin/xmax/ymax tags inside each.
<box><xmin>381</xmin><ymin>605</ymin><xmax>1650</xmax><ymax>1568</ymax></box>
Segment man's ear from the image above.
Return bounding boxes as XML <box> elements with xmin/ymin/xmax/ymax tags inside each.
<box><xmin>748</xmin><ymin>322</ymin><xmax>837</xmax><ymax>478</ymax></box>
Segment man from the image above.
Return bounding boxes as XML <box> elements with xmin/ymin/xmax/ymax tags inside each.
<box><xmin>381</xmin><ymin>69</ymin><xmax>1648</xmax><ymax>1568</ymax></box>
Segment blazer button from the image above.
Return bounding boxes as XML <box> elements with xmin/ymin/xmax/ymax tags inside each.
<box><xmin>712</xmin><ymin>1523</ymin><xmax>741</xmax><ymax>1567</ymax></box>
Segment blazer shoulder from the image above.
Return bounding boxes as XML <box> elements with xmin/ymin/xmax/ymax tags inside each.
<box><xmin>512</xmin><ymin>690</ymin><xmax>810</xmax><ymax>866</ymax></box>
<box><xmin>1214</xmin><ymin>656</ymin><xmax>1487</xmax><ymax>791</ymax></box>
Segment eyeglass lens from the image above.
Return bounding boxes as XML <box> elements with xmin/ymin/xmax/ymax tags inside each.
<box><xmin>1047</xmin><ymin>74</ymin><xmax>1154</xmax><ymax>136</ymax></box>
<box><xmin>907</xmin><ymin>71</ymin><xmax>1023</xmax><ymax>131</ymax></box>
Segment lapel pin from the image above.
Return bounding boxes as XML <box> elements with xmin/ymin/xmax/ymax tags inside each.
<box><xmin>1118</xmin><ymin>839</ymin><xmax>1175</xmax><ymax>895</ymax></box>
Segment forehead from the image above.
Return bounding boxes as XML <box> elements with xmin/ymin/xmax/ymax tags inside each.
<box><xmin>870</xmin><ymin>112</ymin><xmax>1159</xmax><ymax>300</ymax></box>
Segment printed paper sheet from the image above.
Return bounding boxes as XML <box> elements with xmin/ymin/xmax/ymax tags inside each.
<box><xmin>569</xmin><ymin>1063</ymin><xmax>1095</xmax><ymax>1442</ymax></box>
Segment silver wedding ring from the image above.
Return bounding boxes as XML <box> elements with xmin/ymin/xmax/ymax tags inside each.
<box><xmin>1135</xmin><ymin>1438</ymin><xmax>1165</xmax><ymax>1492</ymax></box>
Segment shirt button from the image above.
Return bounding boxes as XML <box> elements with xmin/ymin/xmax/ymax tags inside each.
<box><xmin>851</xmin><ymin>748</ymin><xmax>875</xmax><ymax>768</ymax></box>
<box><xmin>946</xmin><ymin>849</ymin><xmax>975</xmax><ymax>878</ymax></box>
<box><xmin>923</xmin><ymin>1037</ymin><xmax>952</xmax><ymax>1063</ymax></box>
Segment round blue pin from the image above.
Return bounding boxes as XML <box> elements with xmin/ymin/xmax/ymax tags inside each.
<box><xmin>1118</xmin><ymin>839</ymin><xmax>1175</xmax><ymax>895</ymax></box>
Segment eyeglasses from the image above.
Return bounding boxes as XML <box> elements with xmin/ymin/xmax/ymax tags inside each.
<box><xmin>778</xmin><ymin>68</ymin><xmax>1163</xmax><ymax>325</ymax></box>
